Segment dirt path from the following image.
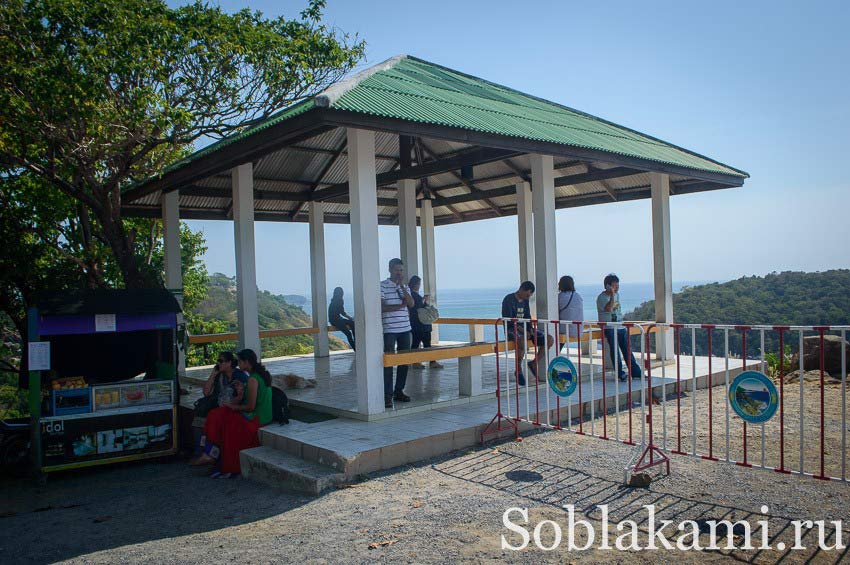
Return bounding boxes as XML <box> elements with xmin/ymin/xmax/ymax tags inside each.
<box><xmin>2</xmin><ymin>384</ymin><xmax>849</xmax><ymax>564</ymax></box>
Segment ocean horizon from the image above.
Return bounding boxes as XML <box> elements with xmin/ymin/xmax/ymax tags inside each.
<box><xmin>300</xmin><ymin>280</ymin><xmax>710</xmax><ymax>343</ymax></box>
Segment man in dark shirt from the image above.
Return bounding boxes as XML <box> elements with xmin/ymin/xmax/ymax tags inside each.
<box><xmin>501</xmin><ymin>281</ymin><xmax>554</xmax><ymax>386</ymax></box>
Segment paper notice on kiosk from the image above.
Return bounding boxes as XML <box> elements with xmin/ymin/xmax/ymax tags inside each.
<box><xmin>28</xmin><ymin>341</ymin><xmax>50</xmax><ymax>371</ymax></box>
<box><xmin>95</xmin><ymin>314</ymin><xmax>116</xmax><ymax>332</ymax></box>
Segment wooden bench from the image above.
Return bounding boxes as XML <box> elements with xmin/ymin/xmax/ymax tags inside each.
<box><xmin>383</xmin><ymin>342</ymin><xmax>493</xmax><ymax>396</ymax></box>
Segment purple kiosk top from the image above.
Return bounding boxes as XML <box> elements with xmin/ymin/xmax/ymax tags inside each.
<box><xmin>38</xmin><ymin>313</ymin><xmax>177</xmax><ymax>336</ymax></box>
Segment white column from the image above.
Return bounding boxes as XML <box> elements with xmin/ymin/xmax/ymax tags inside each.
<box><xmin>651</xmin><ymin>172</ymin><xmax>675</xmax><ymax>359</ymax></box>
<box><xmin>232</xmin><ymin>163</ymin><xmax>261</xmax><ymax>354</ymax></box>
<box><xmin>348</xmin><ymin>128</ymin><xmax>384</xmax><ymax>415</ymax></box>
<box><xmin>516</xmin><ymin>181</ymin><xmax>536</xmax><ymax>317</ymax></box>
<box><xmin>398</xmin><ymin>178</ymin><xmax>419</xmax><ymax>279</ymax></box>
<box><xmin>420</xmin><ymin>198</ymin><xmax>439</xmax><ymax>343</ymax></box>
<box><xmin>161</xmin><ymin>190</ymin><xmax>185</xmax><ymax>377</ymax></box>
<box><xmin>309</xmin><ymin>201</ymin><xmax>329</xmax><ymax>357</ymax></box>
<box><xmin>530</xmin><ymin>154</ymin><xmax>558</xmax><ymax>323</ymax></box>
<box><xmin>459</xmin><ymin>324</ymin><xmax>484</xmax><ymax>396</ymax></box>
<box><xmin>162</xmin><ymin>191</ymin><xmax>182</xmax><ymax>292</ymax></box>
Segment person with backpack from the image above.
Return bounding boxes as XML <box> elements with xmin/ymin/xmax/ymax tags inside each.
<box><xmin>190</xmin><ymin>348</ymin><xmax>273</xmax><ymax>478</ymax></box>
<box><xmin>557</xmin><ymin>276</ymin><xmax>584</xmax><ymax>346</ymax></box>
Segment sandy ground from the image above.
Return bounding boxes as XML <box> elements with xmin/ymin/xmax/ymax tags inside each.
<box><xmin>587</xmin><ymin>370</ymin><xmax>850</xmax><ymax>479</ymax></box>
<box><xmin>2</xmin><ymin>383</ymin><xmax>850</xmax><ymax>564</ymax></box>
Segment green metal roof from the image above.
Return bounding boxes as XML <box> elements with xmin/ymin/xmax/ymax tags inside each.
<box><xmin>131</xmin><ymin>54</ymin><xmax>746</xmax><ymax>192</ymax></box>
<box><xmin>327</xmin><ymin>56</ymin><xmax>746</xmax><ymax>178</ymax></box>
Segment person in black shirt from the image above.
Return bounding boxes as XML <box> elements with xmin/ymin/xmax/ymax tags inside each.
<box><xmin>328</xmin><ymin>287</ymin><xmax>355</xmax><ymax>350</ymax></box>
<box><xmin>501</xmin><ymin>281</ymin><xmax>554</xmax><ymax>385</ymax></box>
<box><xmin>408</xmin><ymin>276</ymin><xmax>442</xmax><ymax>369</ymax></box>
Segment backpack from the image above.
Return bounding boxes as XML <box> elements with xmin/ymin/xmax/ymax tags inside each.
<box><xmin>271</xmin><ymin>386</ymin><xmax>290</xmax><ymax>425</ymax></box>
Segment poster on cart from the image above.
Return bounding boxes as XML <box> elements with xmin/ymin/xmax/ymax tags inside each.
<box><xmin>41</xmin><ymin>409</ymin><xmax>174</xmax><ymax>468</ymax></box>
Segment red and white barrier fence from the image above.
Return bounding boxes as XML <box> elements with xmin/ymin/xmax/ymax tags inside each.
<box><xmin>481</xmin><ymin>318</ymin><xmax>850</xmax><ymax>484</ymax></box>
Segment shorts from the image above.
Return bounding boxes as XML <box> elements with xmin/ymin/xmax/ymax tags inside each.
<box><xmin>507</xmin><ymin>328</ymin><xmax>547</xmax><ymax>347</ymax></box>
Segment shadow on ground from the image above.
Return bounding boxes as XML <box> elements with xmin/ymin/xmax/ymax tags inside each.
<box><xmin>434</xmin><ymin>448</ymin><xmax>850</xmax><ymax>563</ymax></box>
<box><xmin>0</xmin><ymin>456</ymin><xmax>312</xmax><ymax>564</ymax></box>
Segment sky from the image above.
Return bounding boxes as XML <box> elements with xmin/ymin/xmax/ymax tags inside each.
<box><xmin>183</xmin><ymin>0</ymin><xmax>850</xmax><ymax>296</ymax></box>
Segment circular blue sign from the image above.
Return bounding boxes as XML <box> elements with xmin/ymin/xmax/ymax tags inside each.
<box><xmin>547</xmin><ymin>356</ymin><xmax>578</xmax><ymax>397</ymax></box>
<box><xmin>728</xmin><ymin>371</ymin><xmax>779</xmax><ymax>424</ymax></box>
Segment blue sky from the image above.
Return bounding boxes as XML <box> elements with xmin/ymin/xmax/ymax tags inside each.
<box><xmin>185</xmin><ymin>0</ymin><xmax>850</xmax><ymax>295</ymax></box>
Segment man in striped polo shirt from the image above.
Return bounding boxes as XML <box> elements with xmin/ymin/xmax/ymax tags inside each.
<box><xmin>381</xmin><ymin>258</ymin><xmax>415</xmax><ymax>408</ymax></box>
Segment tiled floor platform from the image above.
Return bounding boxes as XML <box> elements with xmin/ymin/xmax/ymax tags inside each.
<box><xmin>185</xmin><ymin>348</ymin><xmax>759</xmax><ymax>488</ymax></box>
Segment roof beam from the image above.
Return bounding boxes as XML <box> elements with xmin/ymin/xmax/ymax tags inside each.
<box><xmin>414</xmin><ymin>141</ymin><xmax>463</xmax><ymax>222</ymax></box>
<box><xmin>180</xmin><ymin>185</ymin><xmax>397</xmax><ymax>207</ymax></box>
<box><xmin>290</xmin><ymin>137</ymin><xmax>348</xmax><ymax>219</ymax></box>
<box><xmin>122</xmin><ymin>206</ymin><xmax>403</xmax><ymax>225</ymax></box>
<box><xmin>287</xmin><ymin>143</ymin><xmax>397</xmax><ymax>161</ymax></box>
<box><xmin>432</xmin><ymin>166</ymin><xmax>644</xmax><ymax>207</ymax></box>
<box><xmin>323</xmin><ymin>110</ymin><xmax>747</xmax><ymax>186</ymax></box>
<box><xmin>417</xmin><ymin>139</ymin><xmax>503</xmax><ymax>216</ymax></box>
<box><xmin>123</xmin><ymin>112</ymin><xmax>332</xmax><ymax>202</ymax></box>
<box><xmin>427</xmin><ymin>159</ymin><xmax>582</xmax><ymax>194</ymax></box>
<box><xmin>311</xmin><ymin>146</ymin><xmax>521</xmax><ymax>202</ymax></box>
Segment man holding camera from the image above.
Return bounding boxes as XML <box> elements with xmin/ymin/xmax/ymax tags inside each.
<box><xmin>381</xmin><ymin>258</ymin><xmax>415</xmax><ymax>408</ymax></box>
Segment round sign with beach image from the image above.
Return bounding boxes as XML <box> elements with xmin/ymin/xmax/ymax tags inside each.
<box><xmin>728</xmin><ymin>371</ymin><xmax>779</xmax><ymax>424</ymax></box>
<box><xmin>547</xmin><ymin>356</ymin><xmax>578</xmax><ymax>398</ymax></box>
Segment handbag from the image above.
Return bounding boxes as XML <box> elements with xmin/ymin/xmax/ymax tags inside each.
<box><xmin>417</xmin><ymin>304</ymin><xmax>440</xmax><ymax>325</ymax></box>
<box><xmin>193</xmin><ymin>373</ymin><xmax>222</xmax><ymax>417</ymax></box>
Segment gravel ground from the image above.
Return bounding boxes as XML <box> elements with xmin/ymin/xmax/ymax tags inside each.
<box><xmin>2</xmin><ymin>384</ymin><xmax>850</xmax><ymax>564</ymax></box>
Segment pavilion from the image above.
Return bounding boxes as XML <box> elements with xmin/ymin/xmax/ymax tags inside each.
<box><xmin>123</xmin><ymin>55</ymin><xmax>748</xmax><ymax>418</ymax></box>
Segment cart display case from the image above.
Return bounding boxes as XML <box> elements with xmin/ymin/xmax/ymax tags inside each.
<box><xmin>26</xmin><ymin>289</ymin><xmax>182</xmax><ymax>473</ymax></box>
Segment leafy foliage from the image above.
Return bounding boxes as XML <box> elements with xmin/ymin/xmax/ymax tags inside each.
<box><xmin>625</xmin><ymin>270</ymin><xmax>850</xmax><ymax>356</ymax></box>
<box><xmin>0</xmin><ymin>0</ymin><xmax>364</xmax><ymax>287</ymax></box>
<box><xmin>188</xmin><ymin>273</ymin><xmax>345</xmax><ymax>365</ymax></box>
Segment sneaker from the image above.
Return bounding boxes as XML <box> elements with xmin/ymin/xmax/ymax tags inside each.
<box><xmin>393</xmin><ymin>392</ymin><xmax>411</xmax><ymax>402</ymax></box>
<box><xmin>516</xmin><ymin>372</ymin><xmax>526</xmax><ymax>387</ymax></box>
<box><xmin>385</xmin><ymin>396</ymin><xmax>393</xmax><ymax>408</ymax></box>
<box><xmin>618</xmin><ymin>373</ymin><xmax>628</xmax><ymax>382</ymax></box>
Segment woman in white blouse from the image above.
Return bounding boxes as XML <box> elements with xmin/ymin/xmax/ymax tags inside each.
<box><xmin>558</xmin><ymin>276</ymin><xmax>584</xmax><ymax>344</ymax></box>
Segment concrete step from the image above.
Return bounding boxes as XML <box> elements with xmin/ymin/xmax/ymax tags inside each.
<box><xmin>240</xmin><ymin>446</ymin><xmax>346</xmax><ymax>495</ymax></box>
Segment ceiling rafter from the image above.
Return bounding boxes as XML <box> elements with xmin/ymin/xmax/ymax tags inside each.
<box><xmin>417</xmin><ymin>139</ymin><xmax>503</xmax><ymax>216</ymax></box>
<box><xmin>289</xmin><ymin>137</ymin><xmax>348</xmax><ymax>219</ymax></box>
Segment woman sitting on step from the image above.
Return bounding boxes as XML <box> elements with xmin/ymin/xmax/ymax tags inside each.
<box><xmin>191</xmin><ymin>348</ymin><xmax>273</xmax><ymax>478</ymax></box>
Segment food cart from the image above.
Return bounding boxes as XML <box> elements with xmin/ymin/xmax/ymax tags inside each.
<box><xmin>25</xmin><ymin>289</ymin><xmax>182</xmax><ymax>474</ymax></box>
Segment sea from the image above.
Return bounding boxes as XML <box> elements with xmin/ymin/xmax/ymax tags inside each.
<box><xmin>301</xmin><ymin>281</ymin><xmax>704</xmax><ymax>343</ymax></box>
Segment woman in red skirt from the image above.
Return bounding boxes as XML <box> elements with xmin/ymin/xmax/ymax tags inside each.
<box><xmin>191</xmin><ymin>349</ymin><xmax>273</xmax><ymax>478</ymax></box>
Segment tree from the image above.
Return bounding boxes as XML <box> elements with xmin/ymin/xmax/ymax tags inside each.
<box><xmin>0</xmin><ymin>0</ymin><xmax>364</xmax><ymax>287</ymax></box>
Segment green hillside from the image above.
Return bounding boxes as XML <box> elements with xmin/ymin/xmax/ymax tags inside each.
<box><xmin>625</xmin><ymin>270</ymin><xmax>850</xmax><ymax>357</ymax></box>
<box><xmin>191</xmin><ymin>273</ymin><xmax>344</xmax><ymax>363</ymax></box>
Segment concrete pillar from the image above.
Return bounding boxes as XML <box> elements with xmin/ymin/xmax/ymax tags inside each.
<box><xmin>162</xmin><ymin>191</ymin><xmax>182</xmax><ymax>292</ymax></box>
<box><xmin>347</xmin><ymin>128</ymin><xmax>384</xmax><ymax>415</ymax></box>
<box><xmin>651</xmin><ymin>172</ymin><xmax>675</xmax><ymax>359</ymax></box>
<box><xmin>398</xmin><ymin>178</ymin><xmax>419</xmax><ymax>279</ymax></box>
<box><xmin>530</xmin><ymin>154</ymin><xmax>558</xmax><ymax>323</ymax></box>
<box><xmin>516</xmin><ymin>181</ymin><xmax>536</xmax><ymax>317</ymax></box>
<box><xmin>232</xmin><ymin>163</ymin><xmax>261</xmax><ymax>354</ymax></box>
<box><xmin>420</xmin><ymin>198</ymin><xmax>438</xmax><ymax>343</ymax></box>
<box><xmin>161</xmin><ymin>190</ymin><xmax>185</xmax><ymax>377</ymax></box>
<box><xmin>459</xmin><ymin>324</ymin><xmax>484</xmax><ymax>396</ymax></box>
<box><xmin>309</xmin><ymin>201</ymin><xmax>329</xmax><ymax>357</ymax></box>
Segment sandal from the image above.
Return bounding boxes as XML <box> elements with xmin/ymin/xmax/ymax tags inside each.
<box><xmin>189</xmin><ymin>454</ymin><xmax>216</xmax><ymax>466</ymax></box>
